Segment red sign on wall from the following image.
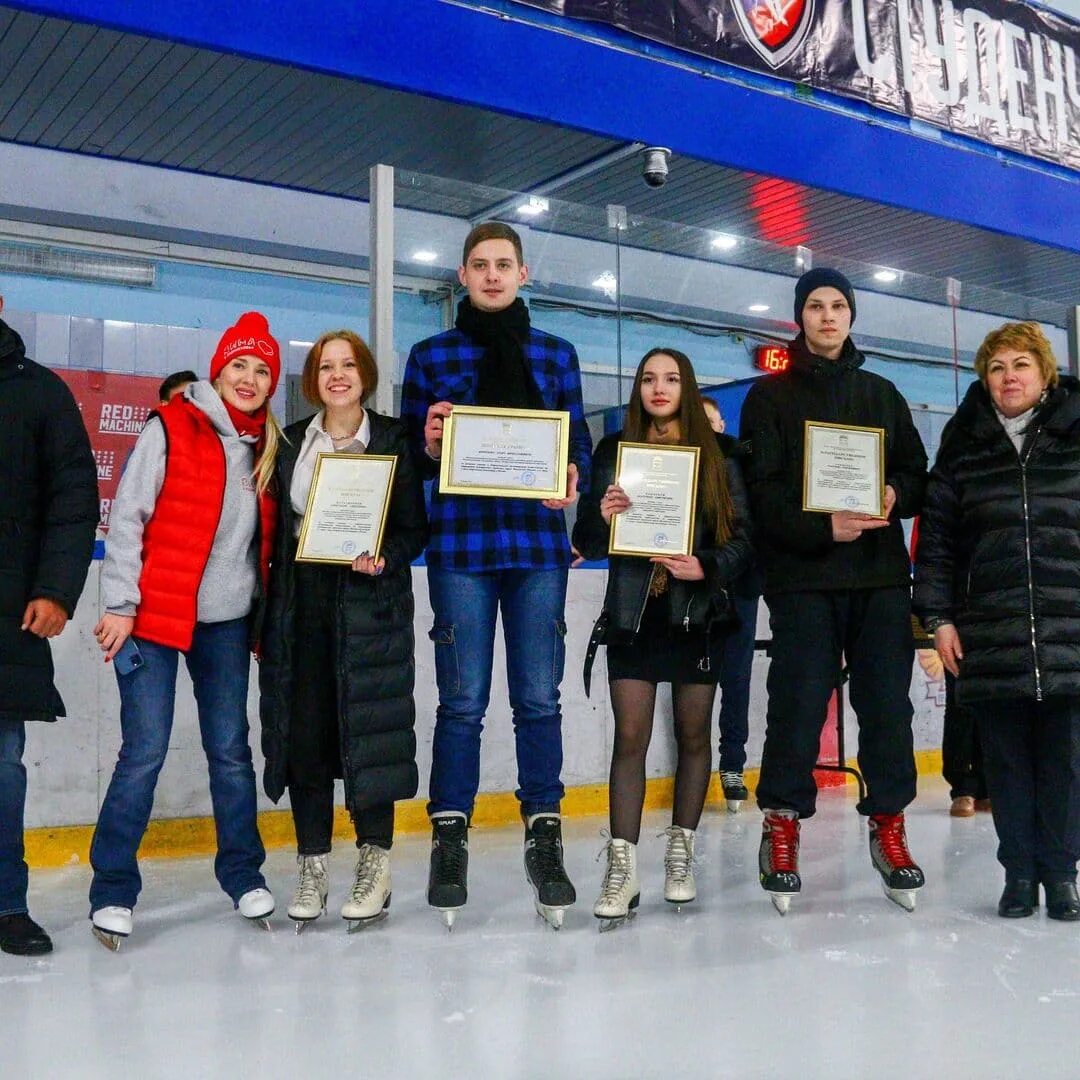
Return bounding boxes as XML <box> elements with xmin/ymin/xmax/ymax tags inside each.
<box><xmin>55</xmin><ymin>370</ymin><xmax>161</xmax><ymax>533</ymax></box>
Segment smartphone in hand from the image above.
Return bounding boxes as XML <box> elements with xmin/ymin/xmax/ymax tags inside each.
<box><xmin>113</xmin><ymin>637</ymin><xmax>144</xmax><ymax>676</ymax></box>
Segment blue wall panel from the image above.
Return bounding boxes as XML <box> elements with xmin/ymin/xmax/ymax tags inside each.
<box><xmin>8</xmin><ymin>0</ymin><xmax>1078</xmax><ymax>253</ymax></box>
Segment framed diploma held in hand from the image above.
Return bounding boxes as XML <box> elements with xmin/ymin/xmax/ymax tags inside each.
<box><xmin>609</xmin><ymin>442</ymin><xmax>699</xmax><ymax>558</ymax></box>
<box><xmin>439</xmin><ymin>405</ymin><xmax>570</xmax><ymax>500</ymax></box>
<box><xmin>295</xmin><ymin>452</ymin><xmax>397</xmax><ymax>565</ymax></box>
<box><xmin>802</xmin><ymin>421</ymin><xmax>885</xmax><ymax>517</ymax></box>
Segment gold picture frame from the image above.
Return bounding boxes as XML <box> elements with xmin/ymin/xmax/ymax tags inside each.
<box><xmin>295</xmin><ymin>452</ymin><xmax>397</xmax><ymax>565</ymax></box>
<box><xmin>608</xmin><ymin>441</ymin><xmax>700</xmax><ymax>558</ymax></box>
<box><xmin>439</xmin><ymin>404</ymin><xmax>571</xmax><ymax>500</ymax></box>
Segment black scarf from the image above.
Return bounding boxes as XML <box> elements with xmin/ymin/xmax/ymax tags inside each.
<box><xmin>455</xmin><ymin>297</ymin><xmax>544</xmax><ymax>410</ymax></box>
<box><xmin>789</xmin><ymin>333</ymin><xmax>864</xmax><ymax>378</ymax></box>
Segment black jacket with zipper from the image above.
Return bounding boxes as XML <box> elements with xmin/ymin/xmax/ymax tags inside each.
<box><xmin>572</xmin><ymin>431</ymin><xmax>753</xmax><ymax>690</ymax></box>
<box><xmin>739</xmin><ymin>334</ymin><xmax>927</xmax><ymax>596</ymax></box>
<box><xmin>914</xmin><ymin>376</ymin><xmax>1080</xmax><ymax>705</ymax></box>
<box><xmin>258</xmin><ymin>411</ymin><xmax>428</xmax><ymax>809</ymax></box>
<box><xmin>0</xmin><ymin>317</ymin><xmax>98</xmax><ymax>721</ymax></box>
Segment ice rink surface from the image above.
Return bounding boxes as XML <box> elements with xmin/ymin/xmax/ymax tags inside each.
<box><xmin>5</xmin><ymin>777</ymin><xmax>1080</xmax><ymax>1079</ymax></box>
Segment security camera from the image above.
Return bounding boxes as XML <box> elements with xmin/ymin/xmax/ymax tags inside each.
<box><xmin>641</xmin><ymin>147</ymin><xmax>671</xmax><ymax>188</ymax></box>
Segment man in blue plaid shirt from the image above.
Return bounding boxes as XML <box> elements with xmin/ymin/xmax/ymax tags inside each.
<box><xmin>401</xmin><ymin>222</ymin><xmax>591</xmax><ymax>928</ymax></box>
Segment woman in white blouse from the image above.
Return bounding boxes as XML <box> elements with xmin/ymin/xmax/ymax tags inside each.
<box><xmin>258</xmin><ymin>330</ymin><xmax>427</xmax><ymax>931</ymax></box>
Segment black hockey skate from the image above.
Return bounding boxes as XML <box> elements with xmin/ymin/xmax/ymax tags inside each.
<box><xmin>720</xmin><ymin>770</ymin><xmax>749</xmax><ymax>814</ymax></box>
<box><xmin>759</xmin><ymin>809</ymin><xmax>801</xmax><ymax>915</ymax></box>
<box><xmin>523</xmin><ymin>813</ymin><xmax>576</xmax><ymax>930</ymax></box>
<box><xmin>428</xmin><ymin>812</ymin><xmax>469</xmax><ymax>930</ymax></box>
<box><xmin>868</xmin><ymin>813</ymin><xmax>924</xmax><ymax>911</ymax></box>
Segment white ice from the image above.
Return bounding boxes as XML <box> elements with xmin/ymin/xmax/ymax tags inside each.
<box><xmin>5</xmin><ymin>777</ymin><xmax>1080</xmax><ymax>1079</ymax></box>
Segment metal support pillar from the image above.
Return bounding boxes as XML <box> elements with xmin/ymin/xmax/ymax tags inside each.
<box><xmin>369</xmin><ymin>163</ymin><xmax>395</xmax><ymax>417</ymax></box>
<box><xmin>1068</xmin><ymin>305</ymin><xmax>1079</xmax><ymax>380</ymax></box>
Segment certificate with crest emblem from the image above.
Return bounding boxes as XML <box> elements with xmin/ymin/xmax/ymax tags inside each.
<box><xmin>802</xmin><ymin>421</ymin><xmax>885</xmax><ymax>517</ymax></box>
<box><xmin>439</xmin><ymin>405</ymin><xmax>570</xmax><ymax>500</ymax></box>
<box><xmin>609</xmin><ymin>442</ymin><xmax>699</xmax><ymax>558</ymax></box>
<box><xmin>295</xmin><ymin>453</ymin><xmax>397</xmax><ymax>564</ymax></box>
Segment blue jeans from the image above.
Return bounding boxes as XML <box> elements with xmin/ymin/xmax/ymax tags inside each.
<box><xmin>427</xmin><ymin>566</ymin><xmax>568</xmax><ymax>817</ymax></box>
<box><xmin>716</xmin><ymin>595</ymin><xmax>759</xmax><ymax>773</ymax></box>
<box><xmin>0</xmin><ymin>720</ymin><xmax>28</xmax><ymax>916</ymax></box>
<box><xmin>89</xmin><ymin>619</ymin><xmax>267</xmax><ymax>912</ymax></box>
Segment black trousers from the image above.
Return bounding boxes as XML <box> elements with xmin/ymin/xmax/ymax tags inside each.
<box><xmin>756</xmin><ymin>587</ymin><xmax>917</xmax><ymax>819</ymax></box>
<box><xmin>942</xmin><ymin>671</ymin><xmax>987</xmax><ymax>800</ymax></box>
<box><xmin>289</xmin><ymin>564</ymin><xmax>393</xmax><ymax>855</ymax></box>
<box><xmin>975</xmin><ymin>696</ymin><xmax>1080</xmax><ymax>883</ymax></box>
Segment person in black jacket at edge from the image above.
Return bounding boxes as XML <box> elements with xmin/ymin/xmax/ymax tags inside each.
<box><xmin>259</xmin><ymin>330</ymin><xmax>427</xmax><ymax>932</ymax></box>
<box><xmin>915</xmin><ymin>322</ymin><xmax>1080</xmax><ymax>922</ymax></box>
<box><xmin>574</xmin><ymin>348</ymin><xmax>752</xmax><ymax>927</ymax></box>
<box><xmin>740</xmin><ymin>268</ymin><xmax>928</xmax><ymax>915</ymax></box>
<box><xmin>702</xmin><ymin>397</ymin><xmax>762</xmax><ymax>813</ymax></box>
<box><xmin>0</xmin><ymin>297</ymin><xmax>98</xmax><ymax>954</ymax></box>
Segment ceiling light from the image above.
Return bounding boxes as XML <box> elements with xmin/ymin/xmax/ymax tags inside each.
<box><xmin>874</xmin><ymin>269</ymin><xmax>899</xmax><ymax>283</ymax></box>
<box><xmin>749</xmin><ymin>303</ymin><xmax>770</xmax><ymax>313</ymax></box>
<box><xmin>592</xmin><ymin>271</ymin><xmax>618</xmax><ymax>297</ymax></box>
<box><xmin>711</xmin><ymin>233</ymin><xmax>738</xmax><ymax>252</ymax></box>
<box><xmin>0</xmin><ymin>239</ymin><xmax>155</xmax><ymax>287</ymax></box>
<box><xmin>411</xmin><ymin>249</ymin><xmax>438</xmax><ymax>263</ymax></box>
<box><xmin>517</xmin><ymin>196</ymin><xmax>549</xmax><ymax>217</ymax></box>
<box><xmin>289</xmin><ymin>340</ymin><xmax>314</xmax><ymax>348</ymax></box>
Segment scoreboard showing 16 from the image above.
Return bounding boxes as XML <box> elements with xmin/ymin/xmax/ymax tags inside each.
<box><xmin>754</xmin><ymin>344</ymin><xmax>791</xmax><ymax>374</ymax></box>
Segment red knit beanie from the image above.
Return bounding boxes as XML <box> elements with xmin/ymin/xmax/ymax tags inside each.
<box><xmin>210</xmin><ymin>311</ymin><xmax>281</xmax><ymax>395</ymax></box>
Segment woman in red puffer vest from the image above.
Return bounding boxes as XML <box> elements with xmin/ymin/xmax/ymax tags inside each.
<box><xmin>87</xmin><ymin>311</ymin><xmax>283</xmax><ymax>950</ymax></box>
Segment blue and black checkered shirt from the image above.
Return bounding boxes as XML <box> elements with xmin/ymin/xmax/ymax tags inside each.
<box><xmin>401</xmin><ymin>326</ymin><xmax>592</xmax><ymax>572</ymax></box>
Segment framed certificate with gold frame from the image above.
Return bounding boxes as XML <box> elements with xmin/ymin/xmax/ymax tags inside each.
<box><xmin>439</xmin><ymin>405</ymin><xmax>570</xmax><ymax>500</ymax></box>
<box><xmin>295</xmin><ymin>452</ymin><xmax>397</xmax><ymax>564</ymax></box>
<box><xmin>609</xmin><ymin>442</ymin><xmax>699</xmax><ymax>558</ymax></box>
<box><xmin>802</xmin><ymin>420</ymin><xmax>885</xmax><ymax>517</ymax></box>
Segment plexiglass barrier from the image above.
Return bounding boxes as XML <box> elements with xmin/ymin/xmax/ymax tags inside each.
<box><xmin>390</xmin><ymin>166</ymin><xmax>1071</xmax><ymax>462</ymax></box>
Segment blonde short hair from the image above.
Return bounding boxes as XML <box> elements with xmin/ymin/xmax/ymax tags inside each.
<box><xmin>974</xmin><ymin>322</ymin><xmax>1059</xmax><ymax>388</ymax></box>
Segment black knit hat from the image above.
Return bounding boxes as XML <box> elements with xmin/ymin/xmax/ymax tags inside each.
<box><xmin>793</xmin><ymin>268</ymin><xmax>856</xmax><ymax>328</ymax></box>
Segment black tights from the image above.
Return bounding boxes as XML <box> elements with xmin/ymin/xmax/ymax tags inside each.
<box><xmin>608</xmin><ymin>679</ymin><xmax>716</xmax><ymax>843</ymax></box>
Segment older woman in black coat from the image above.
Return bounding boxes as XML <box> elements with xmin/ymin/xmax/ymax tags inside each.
<box><xmin>259</xmin><ymin>330</ymin><xmax>426</xmax><ymax>931</ymax></box>
<box><xmin>915</xmin><ymin>322</ymin><xmax>1080</xmax><ymax>921</ymax></box>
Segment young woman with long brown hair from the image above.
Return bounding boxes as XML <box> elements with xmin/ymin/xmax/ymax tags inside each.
<box><xmin>573</xmin><ymin>347</ymin><xmax>752</xmax><ymax>926</ymax></box>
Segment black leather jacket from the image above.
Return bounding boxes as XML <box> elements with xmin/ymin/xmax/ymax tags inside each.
<box><xmin>572</xmin><ymin>431</ymin><xmax>754</xmax><ymax>693</ymax></box>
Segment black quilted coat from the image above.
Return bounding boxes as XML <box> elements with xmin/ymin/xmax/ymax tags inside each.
<box><xmin>259</xmin><ymin>411</ymin><xmax>428</xmax><ymax>809</ymax></box>
<box><xmin>914</xmin><ymin>376</ymin><xmax>1080</xmax><ymax>705</ymax></box>
<box><xmin>0</xmin><ymin>318</ymin><xmax>98</xmax><ymax>721</ymax></box>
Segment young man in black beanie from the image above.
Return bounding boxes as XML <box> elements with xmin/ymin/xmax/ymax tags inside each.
<box><xmin>400</xmin><ymin>222</ymin><xmax>591</xmax><ymax>929</ymax></box>
<box><xmin>739</xmin><ymin>268</ymin><xmax>928</xmax><ymax>914</ymax></box>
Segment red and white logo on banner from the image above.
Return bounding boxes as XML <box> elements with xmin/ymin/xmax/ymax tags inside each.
<box><xmin>732</xmin><ymin>0</ymin><xmax>814</xmax><ymax>69</ymax></box>
<box><xmin>56</xmin><ymin>370</ymin><xmax>161</xmax><ymax>534</ymax></box>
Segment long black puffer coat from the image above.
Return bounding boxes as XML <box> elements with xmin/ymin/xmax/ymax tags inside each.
<box><xmin>259</xmin><ymin>410</ymin><xmax>428</xmax><ymax>810</ymax></box>
<box><xmin>0</xmin><ymin>317</ymin><xmax>98</xmax><ymax>721</ymax></box>
<box><xmin>914</xmin><ymin>376</ymin><xmax>1080</xmax><ymax>704</ymax></box>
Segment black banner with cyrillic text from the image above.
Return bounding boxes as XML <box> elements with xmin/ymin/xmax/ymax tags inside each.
<box><xmin>509</xmin><ymin>0</ymin><xmax>1080</xmax><ymax>170</ymax></box>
